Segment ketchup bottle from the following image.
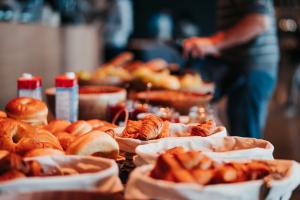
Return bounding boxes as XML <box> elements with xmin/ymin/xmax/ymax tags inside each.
<box><xmin>17</xmin><ymin>73</ymin><xmax>42</xmax><ymax>100</ymax></box>
<box><xmin>55</xmin><ymin>72</ymin><xmax>78</xmax><ymax>122</ymax></box>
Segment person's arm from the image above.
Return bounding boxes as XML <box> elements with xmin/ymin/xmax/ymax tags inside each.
<box><xmin>213</xmin><ymin>14</ymin><xmax>271</xmax><ymax>50</ymax></box>
<box><xmin>184</xmin><ymin>14</ymin><xmax>270</xmax><ymax>58</ymax></box>
<box><xmin>184</xmin><ymin>0</ymin><xmax>274</xmax><ymax>58</ymax></box>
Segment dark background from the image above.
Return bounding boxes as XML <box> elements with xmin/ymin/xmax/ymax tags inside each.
<box><xmin>132</xmin><ymin>0</ymin><xmax>217</xmax><ymax>38</ymax></box>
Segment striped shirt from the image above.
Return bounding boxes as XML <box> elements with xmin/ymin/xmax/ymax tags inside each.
<box><xmin>217</xmin><ymin>0</ymin><xmax>279</xmax><ymax>75</ymax></box>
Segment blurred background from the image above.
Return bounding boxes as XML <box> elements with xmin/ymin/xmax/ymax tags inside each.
<box><xmin>0</xmin><ymin>0</ymin><xmax>300</xmax><ymax>162</ymax></box>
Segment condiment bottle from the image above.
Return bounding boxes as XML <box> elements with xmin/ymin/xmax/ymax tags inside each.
<box><xmin>55</xmin><ymin>72</ymin><xmax>78</xmax><ymax>122</ymax></box>
<box><xmin>189</xmin><ymin>105</ymin><xmax>219</xmax><ymax>124</ymax></box>
<box><xmin>17</xmin><ymin>73</ymin><xmax>42</xmax><ymax>100</ymax></box>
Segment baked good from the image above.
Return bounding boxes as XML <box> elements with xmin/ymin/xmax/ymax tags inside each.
<box><xmin>0</xmin><ymin>170</ymin><xmax>26</xmax><ymax>182</ymax></box>
<box><xmin>66</xmin><ymin>120</ymin><xmax>93</xmax><ymax>137</ymax></box>
<box><xmin>134</xmin><ymin>90</ymin><xmax>212</xmax><ymax>114</ymax></box>
<box><xmin>44</xmin><ymin>120</ymin><xmax>71</xmax><ymax>133</ymax></box>
<box><xmin>52</xmin><ymin>131</ymin><xmax>75</xmax><ymax>150</ymax></box>
<box><xmin>191</xmin><ymin>119</ymin><xmax>217</xmax><ymax>137</ymax></box>
<box><xmin>0</xmin><ymin>118</ymin><xmax>35</xmax><ymax>152</ymax></box>
<box><xmin>151</xmin><ymin>153</ymin><xmax>196</xmax><ymax>183</ymax></box>
<box><xmin>94</xmin><ymin>125</ymin><xmax>117</xmax><ymax>133</ymax></box>
<box><xmin>0</xmin><ymin>150</ymin><xmax>21</xmax><ymax>174</ymax></box>
<box><xmin>15</xmin><ymin>128</ymin><xmax>63</xmax><ymax>154</ymax></box>
<box><xmin>110</xmin><ymin>52</ymin><xmax>134</xmax><ymax>67</ymax></box>
<box><xmin>180</xmin><ymin>74</ymin><xmax>203</xmax><ymax>91</ymax></box>
<box><xmin>139</xmin><ymin>114</ymin><xmax>164</xmax><ymax>140</ymax></box>
<box><xmin>150</xmin><ymin>148</ymin><xmax>274</xmax><ymax>185</ymax></box>
<box><xmin>5</xmin><ymin>97</ymin><xmax>48</xmax><ymax>126</ymax></box>
<box><xmin>159</xmin><ymin>76</ymin><xmax>181</xmax><ymax>90</ymax></box>
<box><xmin>122</xmin><ymin>114</ymin><xmax>169</xmax><ymax>140</ymax></box>
<box><xmin>0</xmin><ymin>118</ymin><xmax>63</xmax><ymax>154</ymax></box>
<box><xmin>0</xmin><ymin>111</ymin><xmax>7</xmax><ymax>118</ymax></box>
<box><xmin>0</xmin><ymin>151</ymin><xmax>106</xmax><ymax>181</ymax></box>
<box><xmin>122</xmin><ymin>120</ymin><xmax>141</xmax><ymax>139</ymax></box>
<box><xmin>87</xmin><ymin>119</ymin><xmax>117</xmax><ymax>130</ymax></box>
<box><xmin>145</xmin><ymin>59</ymin><xmax>168</xmax><ymax>71</ymax></box>
<box><xmin>66</xmin><ymin>130</ymin><xmax>119</xmax><ymax>159</ymax></box>
<box><xmin>25</xmin><ymin>148</ymin><xmax>65</xmax><ymax>158</ymax></box>
<box><xmin>0</xmin><ymin>151</ymin><xmax>28</xmax><ymax>182</ymax></box>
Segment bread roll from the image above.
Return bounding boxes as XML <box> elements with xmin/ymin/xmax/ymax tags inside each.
<box><xmin>5</xmin><ymin>97</ymin><xmax>48</xmax><ymax>126</ymax></box>
<box><xmin>53</xmin><ymin>131</ymin><xmax>75</xmax><ymax>150</ymax></box>
<box><xmin>0</xmin><ymin>118</ymin><xmax>63</xmax><ymax>154</ymax></box>
<box><xmin>66</xmin><ymin>121</ymin><xmax>92</xmax><ymax>137</ymax></box>
<box><xmin>66</xmin><ymin>130</ymin><xmax>119</xmax><ymax>159</ymax></box>
<box><xmin>87</xmin><ymin>119</ymin><xmax>116</xmax><ymax>129</ymax></box>
<box><xmin>0</xmin><ymin>111</ymin><xmax>7</xmax><ymax>118</ymax></box>
<box><xmin>44</xmin><ymin>120</ymin><xmax>71</xmax><ymax>133</ymax></box>
<box><xmin>25</xmin><ymin>148</ymin><xmax>65</xmax><ymax>157</ymax></box>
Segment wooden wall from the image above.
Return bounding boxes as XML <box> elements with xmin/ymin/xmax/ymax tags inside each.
<box><xmin>0</xmin><ymin>23</ymin><xmax>100</xmax><ymax>109</ymax></box>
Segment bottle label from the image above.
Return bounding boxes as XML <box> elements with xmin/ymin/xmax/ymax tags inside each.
<box><xmin>18</xmin><ymin>88</ymin><xmax>42</xmax><ymax>100</ymax></box>
<box><xmin>55</xmin><ymin>86</ymin><xmax>78</xmax><ymax>122</ymax></box>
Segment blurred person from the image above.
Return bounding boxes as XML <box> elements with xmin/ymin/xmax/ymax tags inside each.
<box><xmin>104</xmin><ymin>0</ymin><xmax>133</xmax><ymax>61</ymax></box>
<box><xmin>184</xmin><ymin>0</ymin><xmax>279</xmax><ymax>138</ymax></box>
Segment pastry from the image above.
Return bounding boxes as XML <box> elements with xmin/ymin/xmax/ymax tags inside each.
<box><xmin>25</xmin><ymin>148</ymin><xmax>65</xmax><ymax>157</ymax></box>
<box><xmin>66</xmin><ymin>130</ymin><xmax>119</xmax><ymax>159</ymax></box>
<box><xmin>44</xmin><ymin>120</ymin><xmax>71</xmax><ymax>133</ymax></box>
<box><xmin>52</xmin><ymin>131</ymin><xmax>75</xmax><ymax>150</ymax></box>
<box><xmin>150</xmin><ymin>149</ymin><xmax>274</xmax><ymax>185</ymax></box>
<box><xmin>0</xmin><ymin>118</ymin><xmax>63</xmax><ymax>154</ymax></box>
<box><xmin>122</xmin><ymin>114</ymin><xmax>169</xmax><ymax>140</ymax></box>
<box><xmin>66</xmin><ymin>120</ymin><xmax>93</xmax><ymax>137</ymax></box>
<box><xmin>87</xmin><ymin>119</ymin><xmax>117</xmax><ymax>131</ymax></box>
<box><xmin>0</xmin><ymin>170</ymin><xmax>26</xmax><ymax>182</ymax></box>
<box><xmin>191</xmin><ymin>119</ymin><xmax>217</xmax><ymax>137</ymax></box>
<box><xmin>5</xmin><ymin>97</ymin><xmax>48</xmax><ymax>126</ymax></box>
<box><xmin>0</xmin><ymin>111</ymin><xmax>7</xmax><ymax>118</ymax></box>
<box><xmin>109</xmin><ymin>52</ymin><xmax>134</xmax><ymax>67</ymax></box>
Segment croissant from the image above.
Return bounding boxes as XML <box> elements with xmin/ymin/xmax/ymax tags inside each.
<box><xmin>122</xmin><ymin>114</ymin><xmax>169</xmax><ymax>140</ymax></box>
<box><xmin>191</xmin><ymin>119</ymin><xmax>217</xmax><ymax>137</ymax></box>
<box><xmin>122</xmin><ymin>120</ymin><xmax>142</xmax><ymax>138</ymax></box>
<box><xmin>150</xmin><ymin>149</ymin><xmax>273</xmax><ymax>185</ymax></box>
<box><xmin>157</xmin><ymin>121</ymin><xmax>170</xmax><ymax>139</ymax></box>
<box><xmin>138</xmin><ymin>114</ymin><xmax>163</xmax><ymax>140</ymax></box>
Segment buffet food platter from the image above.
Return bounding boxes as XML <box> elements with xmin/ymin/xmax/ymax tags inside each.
<box><xmin>77</xmin><ymin>52</ymin><xmax>215</xmax><ymax>93</ymax></box>
<box><xmin>0</xmin><ymin>53</ymin><xmax>299</xmax><ymax>200</ymax></box>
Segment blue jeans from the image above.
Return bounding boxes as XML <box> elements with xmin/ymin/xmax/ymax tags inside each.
<box><xmin>224</xmin><ymin>69</ymin><xmax>276</xmax><ymax>138</ymax></box>
<box><xmin>197</xmin><ymin>59</ymin><xmax>277</xmax><ymax>138</ymax></box>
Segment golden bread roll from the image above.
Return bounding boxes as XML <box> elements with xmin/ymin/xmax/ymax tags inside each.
<box><xmin>44</xmin><ymin>120</ymin><xmax>71</xmax><ymax>133</ymax></box>
<box><xmin>15</xmin><ymin>129</ymin><xmax>63</xmax><ymax>154</ymax></box>
<box><xmin>0</xmin><ymin>118</ymin><xmax>63</xmax><ymax>154</ymax></box>
<box><xmin>94</xmin><ymin>125</ymin><xmax>118</xmax><ymax>133</ymax></box>
<box><xmin>110</xmin><ymin>52</ymin><xmax>134</xmax><ymax>67</ymax></box>
<box><xmin>87</xmin><ymin>119</ymin><xmax>117</xmax><ymax>130</ymax></box>
<box><xmin>25</xmin><ymin>148</ymin><xmax>65</xmax><ymax>157</ymax></box>
<box><xmin>145</xmin><ymin>59</ymin><xmax>168</xmax><ymax>71</ymax></box>
<box><xmin>159</xmin><ymin>76</ymin><xmax>181</xmax><ymax>90</ymax></box>
<box><xmin>0</xmin><ymin>118</ymin><xmax>35</xmax><ymax>152</ymax></box>
<box><xmin>0</xmin><ymin>111</ymin><xmax>7</xmax><ymax>118</ymax></box>
<box><xmin>66</xmin><ymin>130</ymin><xmax>119</xmax><ymax>159</ymax></box>
<box><xmin>0</xmin><ymin>170</ymin><xmax>26</xmax><ymax>182</ymax></box>
<box><xmin>66</xmin><ymin>120</ymin><xmax>93</xmax><ymax>137</ymax></box>
<box><xmin>5</xmin><ymin>97</ymin><xmax>48</xmax><ymax>126</ymax></box>
<box><xmin>53</xmin><ymin>131</ymin><xmax>75</xmax><ymax>150</ymax></box>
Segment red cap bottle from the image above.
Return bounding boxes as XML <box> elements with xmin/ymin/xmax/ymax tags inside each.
<box><xmin>55</xmin><ymin>72</ymin><xmax>78</xmax><ymax>122</ymax></box>
<box><xmin>17</xmin><ymin>73</ymin><xmax>42</xmax><ymax>100</ymax></box>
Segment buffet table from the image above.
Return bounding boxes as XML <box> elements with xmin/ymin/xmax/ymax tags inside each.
<box><xmin>0</xmin><ymin>52</ymin><xmax>299</xmax><ymax>200</ymax></box>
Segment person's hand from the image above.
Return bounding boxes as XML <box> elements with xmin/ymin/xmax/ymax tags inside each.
<box><xmin>183</xmin><ymin>37</ymin><xmax>220</xmax><ymax>59</ymax></box>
